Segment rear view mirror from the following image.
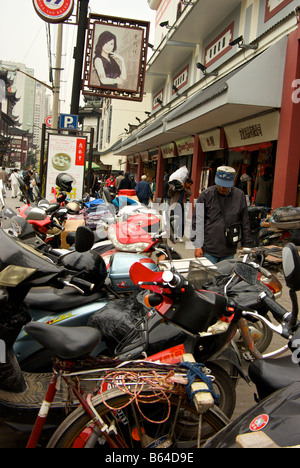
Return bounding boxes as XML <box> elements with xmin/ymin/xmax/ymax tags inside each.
<box><xmin>75</xmin><ymin>226</ymin><xmax>95</xmax><ymax>252</ymax></box>
<box><xmin>234</xmin><ymin>262</ymin><xmax>258</xmax><ymax>285</ymax></box>
<box><xmin>282</xmin><ymin>243</ymin><xmax>300</xmax><ymax>291</ymax></box>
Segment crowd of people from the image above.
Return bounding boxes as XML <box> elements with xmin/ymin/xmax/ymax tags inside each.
<box><xmin>97</xmin><ymin>164</ymin><xmax>275</xmax><ymax>258</ymax></box>
<box><xmin>0</xmin><ymin>162</ymin><xmax>274</xmax><ymax>264</ymax></box>
<box><xmin>0</xmin><ymin>167</ymin><xmax>40</xmax><ymax>202</ymax></box>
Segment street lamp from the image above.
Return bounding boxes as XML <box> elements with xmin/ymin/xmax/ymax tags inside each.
<box><xmin>1</xmin><ymin>65</ymin><xmax>53</xmax><ymax>91</ymax></box>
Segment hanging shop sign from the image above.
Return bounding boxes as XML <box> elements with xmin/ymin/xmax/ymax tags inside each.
<box><xmin>140</xmin><ymin>151</ymin><xmax>149</xmax><ymax>162</ymax></box>
<box><xmin>32</xmin><ymin>0</ymin><xmax>74</xmax><ymax>23</ymax></box>
<box><xmin>82</xmin><ymin>14</ymin><xmax>150</xmax><ymax>102</ymax></box>
<box><xmin>224</xmin><ymin>111</ymin><xmax>280</xmax><ymax>149</ymax></box>
<box><xmin>199</xmin><ymin>128</ymin><xmax>224</xmax><ymax>152</ymax></box>
<box><xmin>128</xmin><ymin>155</ymin><xmax>134</xmax><ymax>164</ymax></box>
<box><xmin>46</xmin><ymin>134</ymin><xmax>86</xmax><ymax>201</ymax></box>
<box><xmin>176</xmin><ymin>136</ymin><xmax>194</xmax><ymax>156</ymax></box>
<box><xmin>149</xmin><ymin>148</ymin><xmax>159</xmax><ymax>161</ymax></box>
<box><xmin>162</xmin><ymin>142</ymin><xmax>176</xmax><ymax>159</ymax></box>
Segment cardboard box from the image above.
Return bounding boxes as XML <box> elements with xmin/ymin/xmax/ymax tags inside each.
<box><xmin>61</xmin><ymin>218</ymin><xmax>85</xmax><ymax>249</ymax></box>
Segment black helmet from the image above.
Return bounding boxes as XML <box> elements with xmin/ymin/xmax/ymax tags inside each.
<box><xmin>56</xmin><ymin>173</ymin><xmax>74</xmax><ymax>192</ymax></box>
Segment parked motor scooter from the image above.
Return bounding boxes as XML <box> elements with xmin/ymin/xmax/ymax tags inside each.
<box><xmin>257</xmin><ymin>206</ymin><xmax>300</xmax><ymax>247</ymax></box>
<box><xmin>3</xmin><ymin>216</ymin><xmax>277</xmax><ymax>385</ymax></box>
<box><xmin>0</xmin><ymin>226</ymin><xmax>235</xmax><ymax>422</ymax></box>
<box><xmin>204</xmin><ymin>242</ymin><xmax>300</xmax><ymax>448</ymax></box>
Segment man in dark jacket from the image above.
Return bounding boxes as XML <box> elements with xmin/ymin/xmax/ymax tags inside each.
<box><xmin>135</xmin><ymin>175</ymin><xmax>153</xmax><ymax>205</ymax></box>
<box><xmin>191</xmin><ymin>166</ymin><xmax>252</xmax><ymax>263</ymax></box>
<box><xmin>118</xmin><ymin>173</ymin><xmax>132</xmax><ymax>191</ymax></box>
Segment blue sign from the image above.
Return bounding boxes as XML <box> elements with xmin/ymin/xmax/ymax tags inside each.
<box><xmin>59</xmin><ymin>114</ymin><xmax>78</xmax><ymax>130</ymax></box>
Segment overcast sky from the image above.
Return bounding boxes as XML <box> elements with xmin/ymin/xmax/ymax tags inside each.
<box><xmin>0</xmin><ymin>0</ymin><xmax>156</xmax><ymax>112</ymax></box>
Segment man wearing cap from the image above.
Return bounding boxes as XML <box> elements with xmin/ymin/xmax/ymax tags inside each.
<box><xmin>191</xmin><ymin>166</ymin><xmax>252</xmax><ymax>264</ymax></box>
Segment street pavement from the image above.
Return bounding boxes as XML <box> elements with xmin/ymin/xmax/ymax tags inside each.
<box><xmin>0</xmin><ymin>189</ymin><xmax>294</xmax><ymax>447</ymax></box>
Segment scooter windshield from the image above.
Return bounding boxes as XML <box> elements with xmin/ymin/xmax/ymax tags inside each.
<box><xmin>0</xmin><ymin>229</ymin><xmax>63</xmax><ymax>287</ymax></box>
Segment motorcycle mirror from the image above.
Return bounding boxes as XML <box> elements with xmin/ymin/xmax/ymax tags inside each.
<box><xmin>75</xmin><ymin>226</ymin><xmax>95</xmax><ymax>252</ymax></box>
<box><xmin>282</xmin><ymin>243</ymin><xmax>300</xmax><ymax>291</ymax></box>
<box><xmin>234</xmin><ymin>262</ymin><xmax>258</xmax><ymax>285</ymax></box>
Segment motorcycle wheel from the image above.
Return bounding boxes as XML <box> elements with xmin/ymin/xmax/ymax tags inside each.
<box><xmin>206</xmin><ymin>362</ymin><xmax>236</xmax><ymax>419</ymax></box>
<box><xmin>237</xmin><ymin>316</ymin><xmax>273</xmax><ymax>355</ymax></box>
<box><xmin>47</xmin><ymin>387</ymin><xmax>229</xmax><ymax>448</ymax></box>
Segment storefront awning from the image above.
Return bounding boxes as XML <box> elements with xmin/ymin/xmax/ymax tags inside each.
<box><xmin>116</xmin><ymin>36</ymin><xmax>287</xmax><ymax>156</ymax></box>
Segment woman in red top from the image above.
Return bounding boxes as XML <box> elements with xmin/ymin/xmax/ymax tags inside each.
<box><xmin>106</xmin><ymin>174</ymin><xmax>116</xmax><ymax>194</ymax></box>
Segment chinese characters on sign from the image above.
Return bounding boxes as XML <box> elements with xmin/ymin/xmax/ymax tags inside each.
<box><xmin>239</xmin><ymin>124</ymin><xmax>263</xmax><ymax>141</ymax></box>
<box><xmin>46</xmin><ymin>134</ymin><xmax>87</xmax><ymax>200</ymax></box>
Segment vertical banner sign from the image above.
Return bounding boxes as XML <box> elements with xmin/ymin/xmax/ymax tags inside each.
<box><xmin>46</xmin><ymin>134</ymin><xmax>86</xmax><ymax>200</ymax></box>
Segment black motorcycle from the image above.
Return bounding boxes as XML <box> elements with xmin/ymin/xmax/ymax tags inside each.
<box><xmin>204</xmin><ymin>242</ymin><xmax>300</xmax><ymax>448</ymax></box>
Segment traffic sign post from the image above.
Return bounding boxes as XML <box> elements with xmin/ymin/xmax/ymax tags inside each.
<box><xmin>59</xmin><ymin>114</ymin><xmax>79</xmax><ymax>130</ymax></box>
<box><xmin>45</xmin><ymin>116</ymin><xmax>52</xmax><ymax>128</ymax></box>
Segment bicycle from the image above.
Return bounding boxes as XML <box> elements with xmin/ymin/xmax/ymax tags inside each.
<box><xmin>23</xmin><ymin>322</ymin><xmax>228</xmax><ymax>449</ymax></box>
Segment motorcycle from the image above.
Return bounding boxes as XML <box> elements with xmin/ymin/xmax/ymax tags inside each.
<box><xmin>0</xmin><ymin>225</ymin><xmax>235</xmax><ymax>423</ymax></box>
<box><xmin>257</xmin><ymin>206</ymin><xmax>300</xmax><ymax>247</ymax></box>
<box><xmin>204</xmin><ymin>242</ymin><xmax>300</xmax><ymax>448</ymax></box>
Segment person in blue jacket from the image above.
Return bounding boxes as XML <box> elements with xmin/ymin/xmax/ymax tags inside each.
<box><xmin>135</xmin><ymin>175</ymin><xmax>153</xmax><ymax>206</ymax></box>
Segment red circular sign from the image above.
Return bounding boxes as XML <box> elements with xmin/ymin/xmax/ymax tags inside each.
<box><xmin>33</xmin><ymin>0</ymin><xmax>74</xmax><ymax>23</ymax></box>
<box><xmin>249</xmin><ymin>414</ymin><xmax>269</xmax><ymax>432</ymax></box>
<box><xmin>45</xmin><ymin>116</ymin><xmax>52</xmax><ymax>128</ymax></box>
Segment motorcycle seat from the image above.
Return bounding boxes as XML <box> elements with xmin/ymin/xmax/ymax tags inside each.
<box><xmin>249</xmin><ymin>355</ymin><xmax>300</xmax><ymax>400</ymax></box>
<box><xmin>24</xmin><ymin>322</ymin><xmax>101</xmax><ymax>360</ymax></box>
<box><xmin>25</xmin><ymin>287</ymin><xmax>106</xmax><ymax>312</ymax></box>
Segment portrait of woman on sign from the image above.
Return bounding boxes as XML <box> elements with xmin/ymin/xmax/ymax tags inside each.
<box><xmin>89</xmin><ymin>22</ymin><xmax>144</xmax><ymax>94</ymax></box>
<box><xmin>92</xmin><ymin>30</ymin><xmax>127</xmax><ymax>89</ymax></box>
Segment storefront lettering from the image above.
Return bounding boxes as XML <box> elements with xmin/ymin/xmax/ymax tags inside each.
<box><xmin>292</xmin><ymin>79</ymin><xmax>300</xmax><ymax>104</ymax></box>
<box><xmin>239</xmin><ymin>124</ymin><xmax>262</xmax><ymax>140</ymax></box>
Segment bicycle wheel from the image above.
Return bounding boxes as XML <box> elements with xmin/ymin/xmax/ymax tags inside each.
<box><xmin>47</xmin><ymin>387</ymin><xmax>229</xmax><ymax>448</ymax></box>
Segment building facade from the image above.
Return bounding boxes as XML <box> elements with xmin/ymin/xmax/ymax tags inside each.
<box><xmin>115</xmin><ymin>0</ymin><xmax>300</xmax><ymax>208</ymax></box>
<box><xmin>0</xmin><ymin>70</ymin><xmax>19</xmax><ymax>167</ymax></box>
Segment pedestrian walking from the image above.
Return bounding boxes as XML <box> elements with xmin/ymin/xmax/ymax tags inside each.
<box><xmin>115</xmin><ymin>171</ymin><xmax>124</xmax><ymax>191</ymax></box>
<box><xmin>9</xmin><ymin>169</ymin><xmax>20</xmax><ymax>198</ymax></box>
<box><xmin>191</xmin><ymin>166</ymin><xmax>252</xmax><ymax>263</ymax></box>
<box><xmin>0</xmin><ymin>167</ymin><xmax>9</xmax><ymax>197</ymax></box>
<box><xmin>254</xmin><ymin>166</ymin><xmax>274</xmax><ymax>215</ymax></box>
<box><xmin>135</xmin><ymin>175</ymin><xmax>153</xmax><ymax>206</ymax></box>
<box><xmin>168</xmin><ymin>177</ymin><xmax>193</xmax><ymax>242</ymax></box>
<box><xmin>130</xmin><ymin>175</ymin><xmax>136</xmax><ymax>189</ymax></box>
<box><xmin>118</xmin><ymin>173</ymin><xmax>132</xmax><ymax>190</ymax></box>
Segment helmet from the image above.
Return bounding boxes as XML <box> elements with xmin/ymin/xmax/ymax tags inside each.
<box><xmin>56</xmin><ymin>173</ymin><xmax>74</xmax><ymax>192</ymax></box>
<box><xmin>66</xmin><ymin>201</ymin><xmax>81</xmax><ymax>214</ymax></box>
